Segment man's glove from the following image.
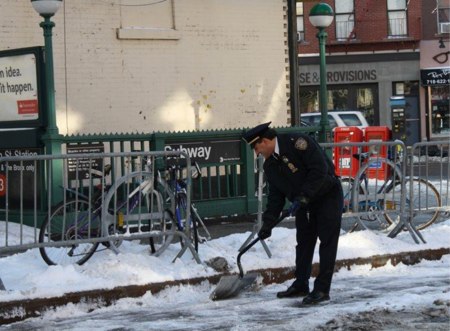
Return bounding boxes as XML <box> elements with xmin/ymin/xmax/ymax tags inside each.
<box><xmin>258</xmin><ymin>215</ymin><xmax>278</xmax><ymax>240</ymax></box>
<box><xmin>295</xmin><ymin>195</ymin><xmax>310</xmax><ymax>210</ymax></box>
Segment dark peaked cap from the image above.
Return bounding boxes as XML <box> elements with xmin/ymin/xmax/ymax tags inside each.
<box><xmin>242</xmin><ymin>122</ymin><xmax>271</xmax><ymax>147</ymax></box>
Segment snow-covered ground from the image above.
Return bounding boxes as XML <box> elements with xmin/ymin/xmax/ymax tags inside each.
<box><xmin>3</xmin><ymin>256</ymin><xmax>450</xmax><ymax>330</ymax></box>
<box><xmin>1</xmin><ymin>218</ymin><xmax>450</xmax><ymax>329</ymax></box>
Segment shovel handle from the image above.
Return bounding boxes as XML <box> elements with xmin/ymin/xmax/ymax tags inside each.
<box><xmin>237</xmin><ymin>237</ymin><xmax>260</xmax><ymax>278</ymax></box>
<box><xmin>236</xmin><ymin>209</ymin><xmax>292</xmax><ymax>278</ymax></box>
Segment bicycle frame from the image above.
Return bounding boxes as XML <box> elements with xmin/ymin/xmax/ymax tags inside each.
<box><xmin>165</xmin><ymin>163</ymin><xmax>211</xmax><ymax>249</ymax></box>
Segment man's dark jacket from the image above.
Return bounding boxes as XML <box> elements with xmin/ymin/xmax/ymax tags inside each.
<box><xmin>262</xmin><ymin>133</ymin><xmax>337</xmax><ymax>223</ymax></box>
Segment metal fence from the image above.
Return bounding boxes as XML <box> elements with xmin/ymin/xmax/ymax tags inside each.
<box><xmin>409</xmin><ymin>141</ymin><xmax>450</xmax><ymax>216</ymax></box>
<box><xmin>325</xmin><ymin>139</ymin><xmax>449</xmax><ymax>244</ymax></box>
<box><xmin>0</xmin><ymin>150</ymin><xmax>200</xmax><ymax>263</ymax></box>
<box><xmin>1</xmin><ymin>140</ymin><xmax>449</xmax><ymax>260</ymax></box>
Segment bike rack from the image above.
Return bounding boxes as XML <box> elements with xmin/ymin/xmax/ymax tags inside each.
<box><xmin>386</xmin><ymin>149</ymin><xmax>426</xmax><ymax>244</ymax></box>
<box><xmin>99</xmin><ymin>154</ymin><xmax>202</xmax><ymax>263</ymax></box>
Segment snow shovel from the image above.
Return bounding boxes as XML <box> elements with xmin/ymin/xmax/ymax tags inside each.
<box><xmin>210</xmin><ymin>206</ymin><xmax>296</xmax><ymax>301</ymax></box>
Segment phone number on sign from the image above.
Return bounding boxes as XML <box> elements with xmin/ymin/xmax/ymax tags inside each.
<box><xmin>425</xmin><ymin>79</ymin><xmax>450</xmax><ymax>85</ymax></box>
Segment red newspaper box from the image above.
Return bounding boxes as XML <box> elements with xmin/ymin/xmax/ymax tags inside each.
<box><xmin>364</xmin><ymin>126</ymin><xmax>392</xmax><ymax>179</ymax></box>
<box><xmin>334</xmin><ymin>127</ymin><xmax>363</xmax><ymax>177</ymax></box>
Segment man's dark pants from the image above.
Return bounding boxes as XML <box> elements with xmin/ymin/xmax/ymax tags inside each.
<box><xmin>293</xmin><ymin>181</ymin><xmax>343</xmax><ymax>293</ymax></box>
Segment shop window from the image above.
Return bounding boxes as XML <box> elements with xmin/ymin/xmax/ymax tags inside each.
<box><xmin>296</xmin><ymin>2</ymin><xmax>305</xmax><ymax>42</ymax></box>
<box><xmin>117</xmin><ymin>0</ymin><xmax>180</xmax><ymax>40</ymax></box>
<box><xmin>392</xmin><ymin>81</ymin><xmax>419</xmax><ymax>96</ymax></box>
<box><xmin>387</xmin><ymin>0</ymin><xmax>407</xmax><ymax>37</ymax></box>
<box><xmin>299</xmin><ymin>84</ymin><xmax>378</xmax><ymax>126</ymax></box>
<box><xmin>335</xmin><ymin>0</ymin><xmax>355</xmax><ymax>40</ymax></box>
<box><xmin>437</xmin><ymin>0</ymin><xmax>450</xmax><ymax>34</ymax></box>
<box><xmin>430</xmin><ymin>86</ymin><xmax>450</xmax><ymax>136</ymax></box>
<box><xmin>357</xmin><ymin>87</ymin><xmax>375</xmax><ymax>125</ymax></box>
<box><xmin>329</xmin><ymin>89</ymin><xmax>349</xmax><ymax>110</ymax></box>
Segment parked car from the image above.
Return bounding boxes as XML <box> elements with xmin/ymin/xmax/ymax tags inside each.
<box><xmin>300</xmin><ymin>111</ymin><xmax>369</xmax><ymax>129</ymax></box>
<box><xmin>299</xmin><ymin>119</ymin><xmax>319</xmax><ymax>139</ymax></box>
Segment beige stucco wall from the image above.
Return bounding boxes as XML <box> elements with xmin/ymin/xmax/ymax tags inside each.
<box><xmin>0</xmin><ymin>0</ymin><xmax>289</xmax><ymax>135</ymax></box>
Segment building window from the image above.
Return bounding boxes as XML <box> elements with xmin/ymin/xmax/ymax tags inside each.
<box><xmin>299</xmin><ymin>84</ymin><xmax>378</xmax><ymax>125</ymax></box>
<box><xmin>430</xmin><ymin>86</ymin><xmax>450</xmax><ymax>136</ymax></box>
<box><xmin>117</xmin><ymin>0</ymin><xmax>180</xmax><ymax>40</ymax></box>
<box><xmin>296</xmin><ymin>2</ymin><xmax>305</xmax><ymax>42</ymax></box>
<box><xmin>392</xmin><ymin>81</ymin><xmax>419</xmax><ymax>96</ymax></box>
<box><xmin>335</xmin><ymin>0</ymin><xmax>355</xmax><ymax>40</ymax></box>
<box><xmin>437</xmin><ymin>0</ymin><xmax>450</xmax><ymax>34</ymax></box>
<box><xmin>387</xmin><ymin>0</ymin><xmax>407</xmax><ymax>37</ymax></box>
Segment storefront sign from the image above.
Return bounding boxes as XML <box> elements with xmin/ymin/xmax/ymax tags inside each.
<box><xmin>299</xmin><ymin>69</ymin><xmax>377</xmax><ymax>85</ymax></box>
<box><xmin>165</xmin><ymin>140</ymin><xmax>241</xmax><ymax>164</ymax></box>
<box><xmin>420</xmin><ymin>68</ymin><xmax>450</xmax><ymax>86</ymax></box>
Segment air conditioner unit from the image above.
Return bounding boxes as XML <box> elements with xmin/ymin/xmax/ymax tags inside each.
<box><xmin>439</xmin><ymin>22</ymin><xmax>450</xmax><ymax>34</ymax></box>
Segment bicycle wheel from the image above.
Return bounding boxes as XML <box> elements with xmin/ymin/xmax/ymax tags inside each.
<box><xmin>384</xmin><ymin>178</ymin><xmax>441</xmax><ymax>230</ymax></box>
<box><xmin>39</xmin><ymin>199</ymin><xmax>100</xmax><ymax>266</ymax></box>
<box><xmin>149</xmin><ymin>208</ymin><xmax>177</xmax><ymax>256</ymax></box>
<box><xmin>351</xmin><ymin>157</ymin><xmax>401</xmax><ymax>232</ymax></box>
<box><xmin>174</xmin><ymin>192</ymin><xmax>199</xmax><ymax>252</ymax></box>
<box><xmin>341</xmin><ymin>177</ymin><xmax>366</xmax><ymax>233</ymax></box>
<box><xmin>102</xmin><ymin>171</ymin><xmax>176</xmax><ymax>256</ymax></box>
<box><xmin>190</xmin><ymin>206</ymin><xmax>199</xmax><ymax>252</ymax></box>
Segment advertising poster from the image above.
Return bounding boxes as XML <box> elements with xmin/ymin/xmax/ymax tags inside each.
<box><xmin>0</xmin><ymin>53</ymin><xmax>39</xmax><ymax>122</ymax></box>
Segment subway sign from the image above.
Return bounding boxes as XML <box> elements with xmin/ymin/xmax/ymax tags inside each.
<box><xmin>164</xmin><ymin>140</ymin><xmax>241</xmax><ymax>164</ymax></box>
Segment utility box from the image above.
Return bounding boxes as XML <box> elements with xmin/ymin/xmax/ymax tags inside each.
<box><xmin>390</xmin><ymin>96</ymin><xmax>420</xmax><ymax>146</ymax></box>
<box><xmin>364</xmin><ymin>126</ymin><xmax>392</xmax><ymax>180</ymax></box>
<box><xmin>390</xmin><ymin>96</ymin><xmax>406</xmax><ymax>142</ymax></box>
<box><xmin>334</xmin><ymin>126</ymin><xmax>363</xmax><ymax>177</ymax></box>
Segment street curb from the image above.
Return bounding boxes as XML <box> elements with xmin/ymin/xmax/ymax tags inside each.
<box><xmin>1</xmin><ymin>247</ymin><xmax>449</xmax><ymax>325</ymax></box>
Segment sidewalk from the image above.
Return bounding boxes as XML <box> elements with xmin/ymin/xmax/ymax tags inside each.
<box><xmin>1</xmin><ymin>247</ymin><xmax>448</xmax><ymax>325</ymax></box>
<box><xmin>1</xmin><ymin>218</ymin><xmax>450</xmax><ymax>325</ymax></box>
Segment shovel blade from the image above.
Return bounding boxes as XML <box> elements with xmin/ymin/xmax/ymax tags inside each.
<box><xmin>210</xmin><ymin>272</ymin><xmax>259</xmax><ymax>301</ymax></box>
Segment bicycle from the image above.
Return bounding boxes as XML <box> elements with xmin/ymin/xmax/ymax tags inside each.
<box><xmin>38</xmin><ymin>165</ymin><xmax>111</xmax><ymax>266</ymax></box>
<box><xmin>340</xmin><ymin>148</ymin><xmax>441</xmax><ymax>233</ymax></box>
<box><xmin>101</xmin><ymin>157</ymin><xmax>209</xmax><ymax>257</ymax></box>
<box><xmin>39</xmin><ymin>158</ymin><xmax>175</xmax><ymax>266</ymax></box>
<box><xmin>163</xmin><ymin>161</ymin><xmax>211</xmax><ymax>252</ymax></box>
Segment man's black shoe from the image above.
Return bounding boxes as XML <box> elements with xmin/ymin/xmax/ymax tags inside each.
<box><xmin>302</xmin><ymin>291</ymin><xmax>330</xmax><ymax>305</ymax></box>
<box><xmin>277</xmin><ymin>285</ymin><xmax>309</xmax><ymax>298</ymax></box>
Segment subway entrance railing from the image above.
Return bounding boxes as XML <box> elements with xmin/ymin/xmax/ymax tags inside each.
<box><xmin>1</xmin><ymin>127</ymin><xmax>448</xmax><ymax>259</ymax></box>
<box><xmin>0</xmin><ymin>150</ymin><xmax>203</xmax><ymax>264</ymax></box>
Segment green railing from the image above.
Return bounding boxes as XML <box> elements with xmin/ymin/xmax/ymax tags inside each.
<box><xmin>63</xmin><ymin>125</ymin><xmax>319</xmax><ymax>218</ymax></box>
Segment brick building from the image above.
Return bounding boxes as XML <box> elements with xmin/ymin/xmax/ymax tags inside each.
<box><xmin>297</xmin><ymin>0</ymin><xmax>449</xmax><ymax>143</ymax></box>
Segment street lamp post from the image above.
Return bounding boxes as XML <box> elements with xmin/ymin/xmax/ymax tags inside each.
<box><xmin>31</xmin><ymin>0</ymin><xmax>63</xmax><ymax>154</ymax></box>
<box><xmin>309</xmin><ymin>3</ymin><xmax>334</xmax><ymax>143</ymax></box>
<box><xmin>31</xmin><ymin>0</ymin><xmax>63</xmax><ymax>206</ymax></box>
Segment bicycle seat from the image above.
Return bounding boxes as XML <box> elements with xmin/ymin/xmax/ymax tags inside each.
<box><xmin>352</xmin><ymin>152</ymin><xmax>370</xmax><ymax>161</ymax></box>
